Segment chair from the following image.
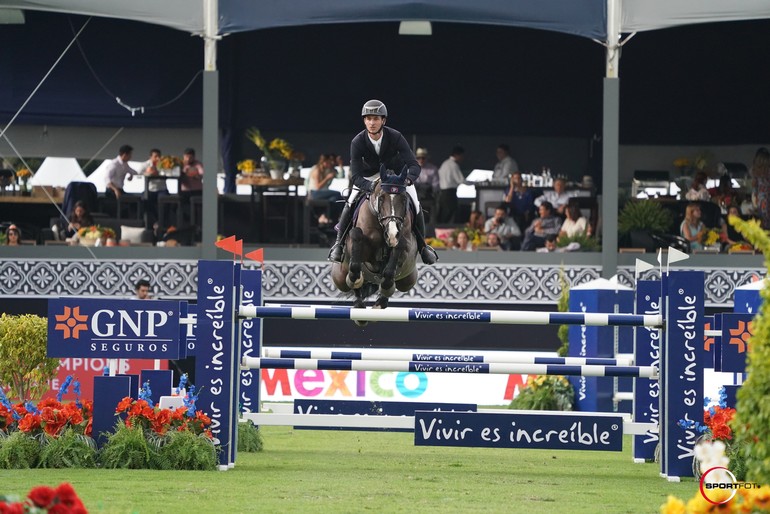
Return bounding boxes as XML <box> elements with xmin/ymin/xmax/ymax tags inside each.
<box><xmin>62</xmin><ymin>182</ymin><xmax>99</xmax><ymax>218</ymax></box>
<box><xmin>158</xmin><ymin>194</ymin><xmax>183</xmax><ymax>228</ymax></box>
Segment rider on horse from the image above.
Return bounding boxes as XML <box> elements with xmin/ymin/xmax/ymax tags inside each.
<box><xmin>328</xmin><ymin>99</ymin><xmax>439</xmax><ymax>265</ymax></box>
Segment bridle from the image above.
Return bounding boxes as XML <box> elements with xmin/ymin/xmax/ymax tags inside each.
<box><xmin>370</xmin><ymin>186</ymin><xmax>406</xmax><ymax>235</ymax></box>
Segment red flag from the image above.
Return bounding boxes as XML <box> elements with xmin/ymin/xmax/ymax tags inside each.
<box><xmin>215</xmin><ymin>235</ymin><xmax>238</xmax><ymax>255</ymax></box>
<box><xmin>245</xmin><ymin>248</ymin><xmax>264</xmax><ymax>264</ymax></box>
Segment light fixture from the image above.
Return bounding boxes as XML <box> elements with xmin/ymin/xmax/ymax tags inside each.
<box><xmin>398</xmin><ymin>21</ymin><xmax>432</xmax><ymax>36</ymax></box>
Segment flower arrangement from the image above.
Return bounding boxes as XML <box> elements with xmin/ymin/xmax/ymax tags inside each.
<box><xmin>701</xmin><ymin>229</ymin><xmax>721</xmax><ymax>247</ymax></box>
<box><xmin>15</xmin><ymin>168</ymin><xmax>32</xmax><ymax>193</ymax></box>
<box><xmin>661</xmin><ymin>485</ymin><xmax>770</xmax><ymax>514</ymax></box>
<box><xmin>76</xmin><ymin>225</ymin><xmax>116</xmax><ymax>242</ymax></box>
<box><xmin>678</xmin><ymin>388</ymin><xmax>736</xmax><ymax>442</ymax></box>
<box><xmin>237</xmin><ymin>159</ymin><xmax>259</xmax><ymax>174</ymax></box>
<box><xmin>508</xmin><ymin>375</ymin><xmax>574</xmax><ymax>411</ymax></box>
<box><xmin>246</xmin><ymin>127</ymin><xmax>294</xmax><ymax>163</ymax></box>
<box><xmin>158</xmin><ymin>155</ymin><xmax>182</xmax><ymax>171</ymax></box>
<box><xmin>0</xmin><ymin>482</ymin><xmax>86</xmax><ymax>513</ymax></box>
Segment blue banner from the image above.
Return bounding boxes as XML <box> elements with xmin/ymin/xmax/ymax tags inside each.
<box><xmin>182</xmin><ymin>302</ymin><xmax>197</xmax><ymax>357</ymax></box>
<box><xmin>719</xmin><ymin>313</ymin><xmax>752</xmax><ymax>374</ymax></box>
<box><xmin>239</xmin><ymin>269</ymin><xmax>262</xmax><ymax>415</ymax></box>
<box><xmin>195</xmin><ymin>260</ymin><xmax>238</xmax><ymax>469</ymax></box>
<box><xmin>633</xmin><ymin>280</ymin><xmax>661</xmax><ymax>462</ymax></box>
<box><xmin>414</xmin><ymin>411</ymin><xmax>623</xmax><ymax>451</ymax></box>
<box><xmin>47</xmin><ymin>298</ymin><xmax>181</xmax><ymax>359</ymax></box>
<box><xmin>662</xmin><ymin>270</ymin><xmax>705</xmax><ymax>479</ymax></box>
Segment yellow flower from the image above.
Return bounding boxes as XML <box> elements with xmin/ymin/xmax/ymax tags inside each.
<box><xmin>15</xmin><ymin>168</ymin><xmax>32</xmax><ymax>179</ymax></box>
<box><xmin>673</xmin><ymin>158</ymin><xmax>692</xmax><ymax>169</ymax></box>
<box><xmin>237</xmin><ymin>159</ymin><xmax>258</xmax><ymax>174</ymax></box>
<box><xmin>659</xmin><ymin>495</ymin><xmax>686</xmax><ymax>514</ymax></box>
<box><xmin>246</xmin><ymin>128</ymin><xmax>296</xmax><ymax>162</ymax></box>
<box><xmin>686</xmin><ymin>488</ymin><xmax>734</xmax><ymax>513</ymax></box>
<box><xmin>77</xmin><ymin>225</ymin><xmax>115</xmax><ymax>240</ymax></box>
<box><xmin>159</xmin><ymin>155</ymin><xmax>182</xmax><ymax>170</ymax></box>
<box><xmin>703</xmin><ymin>229</ymin><xmax>720</xmax><ymax>246</ymax></box>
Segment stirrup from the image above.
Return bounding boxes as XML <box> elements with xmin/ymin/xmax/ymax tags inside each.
<box><xmin>420</xmin><ymin>245</ymin><xmax>439</xmax><ymax>265</ymax></box>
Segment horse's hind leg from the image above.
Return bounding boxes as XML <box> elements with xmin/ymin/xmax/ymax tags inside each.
<box><xmin>346</xmin><ymin>227</ymin><xmax>365</xmax><ymax>290</ymax></box>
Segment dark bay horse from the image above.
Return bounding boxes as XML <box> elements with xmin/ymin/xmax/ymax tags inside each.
<box><xmin>331</xmin><ymin>166</ymin><xmax>418</xmax><ymax>321</ymax></box>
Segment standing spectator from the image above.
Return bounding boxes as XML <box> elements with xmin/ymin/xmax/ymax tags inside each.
<box><xmin>142</xmin><ymin>148</ymin><xmax>167</xmax><ymax>226</ymax></box>
<box><xmin>64</xmin><ymin>200</ymin><xmax>94</xmax><ymax>239</ymax></box>
<box><xmin>680</xmin><ymin>202</ymin><xmax>706</xmax><ymax>252</ymax></box>
<box><xmin>493</xmin><ymin>144</ymin><xmax>518</xmax><ymax>181</ymax></box>
<box><xmin>105</xmin><ymin>144</ymin><xmax>138</xmax><ymax>200</ymax></box>
<box><xmin>414</xmin><ymin>147</ymin><xmax>440</xmax><ymax>225</ymax></box>
<box><xmin>521</xmin><ymin>201</ymin><xmax>562</xmax><ymax>251</ymax></box>
<box><xmin>685</xmin><ymin>171</ymin><xmax>711</xmax><ymax>201</ymax></box>
<box><xmin>504</xmin><ymin>171</ymin><xmax>536</xmax><ymax>232</ymax></box>
<box><xmin>484</xmin><ymin>204</ymin><xmax>522</xmax><ymax>250</ymax></box>
<box><xmin>180</xmin><ymin>147</ymin><xmax>204</xmax><ymax>224</ymax></box>
<box><xmin>4</xmin><ymin>224</ymin><xmax>20</xmax><ymax>246</ymax></box>
<box><xmin>558</xmin><ymin>200</ymin><xmax>590</xmax><ymax>241</ymax></box>
<box><xmin>436</xmin><ymin>146</ymin><xmax>465</xmax><ymax>224</ymax></box>
<box><xmin>133</xmin><ymin>279</ymin><xmax>152</xmax><ymax>300</ymax></box>
<box><xmin>534</xmin><ymin>177</ymin><xmax>570</xmax><ymax>216</ymax></box>
<box><xmin>751</xmin><ymin>147</ymin><xmax>770</xmax><ymax>229</ymax></box>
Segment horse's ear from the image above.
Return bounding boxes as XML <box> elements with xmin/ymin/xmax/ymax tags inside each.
<box><xmin>379</xmin><ymin>163</ymin><xmax>389</xmax><ymax>182</ymax></box>
<box><xmin>399</xmin><ymin>165</ymin><xmax>409</xmax><ymax>181</ymax></box>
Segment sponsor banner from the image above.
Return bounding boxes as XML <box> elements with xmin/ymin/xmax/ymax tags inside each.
<box><xmin>719</xmin><ymin>313</ymin><xmax>752</xmax><ymax>374</ymax></box>
<box><xmin>734</xmin><ymin>288</ymin><xmax>762</xmax><ymax>315</ymax></box>
<box><xmin>195</xmin><ymin>260</ymin><xmax>238</xmax><ymax>468</ymax></box>
<box><xmin>663</xmin><ymin>270</ymin><xmax>706</xmax><ymax>479</ymax></box>
<box><xmin>239</xmin><ymin>269</ymin><xmax>262</xmax><ymax>414</ymax></box>
<box><xmin>260</xmin><ymin>368</ymin><xmax>521</xmax><ymax>405</ymax></box>
<box><xmin>47</xmin><ymin>298</ymin><xmax>181</xmax><ymax>359</ymax></box>
<box><xmin>414</xmin><ymin>411</ymin><xmax>623</xmax><ymax>451</ymax></box>
<box><xmin>633</xmin><ymin>279</ymin><xmax>661</xmax><ymax>462</ymax></box>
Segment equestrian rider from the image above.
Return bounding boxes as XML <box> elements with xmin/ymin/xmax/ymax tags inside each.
<box><xmin>328</xmin><ymin>99</ymin><xmax>439</xmax><ymax>265</ymax></box>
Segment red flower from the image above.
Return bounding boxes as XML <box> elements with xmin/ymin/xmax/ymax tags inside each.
<box><xmin>0</xmin><ymin>501</ymin><xmax>25</xmax><ymax>514</ymax></box>
<box><xmin>17</xmin><ymin>413</ymin><xmax>41</xmax><ymax>433</ymax></box>
<box><xmin>115</xmin><ymin>397</ymin><xmax>133</xmax><ymax>413</ymax></box>
<box><xmin>28</xmin><ymin>486</ymin><xmax>56</xmax><ymax>508</ymax></box>
<box><xmin>151</xmin><ymin>409</ymin><xmax>172</xmax><ymax>435</ymax></box>
<box><xmin>37</xmin><ymin>398</ymin><xmax>61</xmax><ymax>409</ymax></box>
<box><xmin>84</xmin><ymin>416</ymin><xmax>93</xmax><ymax>437</ymax></box>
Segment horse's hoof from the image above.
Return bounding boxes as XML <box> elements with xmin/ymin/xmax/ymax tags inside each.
<box><xmin>374</xmin><ymin>299</ymin><xmax>389</xmax><ymax>310</ymax></box>
<box><xmin>354</xmin><ymin>320</ymin><xmax>369</xmax><ymax>327</ymax></box>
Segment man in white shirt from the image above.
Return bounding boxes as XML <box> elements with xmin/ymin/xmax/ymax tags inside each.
<box><xmin>493</xmin><ymin>144</ymin><xmax>518</xmax><ymax>181</ymax></box>
<box><xmin>484</xmin><ymin>205</ymin><xmax>522</xmax><ymax>250</ymax></box>
<box><xmin>105</xmin><ymin>144</ymin><xmax>138</xmax><ymax>198</ymax></box>
<box><xmin>437</xmin><ymin>146</ymin><xmax>466</xmax><ymax>223</ymax></box>
<box><xmin>534</xmin><ymin>177</ymin><xmax>571</xmax><ymax>216</ymax></box>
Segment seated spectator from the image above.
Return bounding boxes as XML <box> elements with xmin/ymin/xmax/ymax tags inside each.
<box><xmin>521</xmin><ymin>201</ymin><xmax>562</xmax><ymax>251</ymax></box>
<box><xmin>466</xmin><ymin>210</ymin><xmax>485</xmax><ymax>233</ymax></box>
<box><xmin>534</xmin><ymin>177</ymin><xmax>570</xmax><ymax>216</ymax></box>
<box><xmin>721</xmin><ymin>205</ymin><xmax>745</xmax><ymax>247</ymax></box>
<box><xmin>504</xmin><ymin>171</ymin><xmax>536</xmax><ymax>232</ymax></box>
<box><xmin>708</xmin><ymin>174</ymin><xmax>739</xmax><ymax>213</ymax></box>
<box><xmin>64</xmin><ymin>200</ymin><xmax>94</xmax><ymax>239</ymax></box>
<box><xmin>484</xmin><ymin>204</ymin><xmax>521</xmax><ymax>250</ymax></box>
<box><xmin>536</xmin><ymin>234</ymin><xmax>581</xmax><ymax>253</ymax></box>
<box><xmin>558</xmin><ymin>200</ymin><xmax>590</xmax><ymax>242</ymax></box>
<box><xmin>680</xmin><ymin>202</ymin><xmax>706</xmax><ymax>252</ymax></box>
<box><xmin>481</xmin><ymin>232</ymin><xmax>502</xmax><ymax>250</ymax></box>
<box><xmin>453</xmin><ymin>230</ymin><xmax>475</xmax><ymax>251</ymax></box>
<box><xmin>4</xmin><ymin>224</ymin><xmax>20</xmax><ymax>246</ymax></box>
<box><xmin>308</xmin><ymin>154</ymin><xmax>343</xmax><ymax>203</ymax></box>
<box><xmin>685</xmin><ymin>171</ymin><xmax>711</xmax><ymax>201</ymax></box>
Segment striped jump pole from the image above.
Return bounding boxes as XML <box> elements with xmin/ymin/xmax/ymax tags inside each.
<box><xmin>239</xmin><ymin>305</ymin><xmax>663</xmax><ymax>327</ymax></box>
<box><xmin>263</xmin><ymin>347</ymin><xmax>635</xmax><ymax>367</ymax></box>
<box><xmin>241</xmin><ymin>357</ymin><xmax>658</xmax><ymax>379</ymax></box>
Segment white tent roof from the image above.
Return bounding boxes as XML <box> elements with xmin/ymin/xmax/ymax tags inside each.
<box><xmin>29</xmin><ymin>157</ymin><xmax>85</xmax><ymax>187</ymax></box>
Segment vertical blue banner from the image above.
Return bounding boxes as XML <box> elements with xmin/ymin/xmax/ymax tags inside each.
<box><xmin>704</xmin><ymin>315</ymin><xmax>716</xmax><ymax>370</ymax></box>
<box><xmin>140</xmin><ymin>369</ymin><xmax>174</xmax><ymax>406</ymax></box>
<box><xmin>92</xmin><ymin>375</ymin><xmax>132</xmax><ymax>447</ymax></box>
<box><xmin>734</xmin><ymin>285</ymin><xmax>762</xmax><ymax>315</ymax></box>
<box><xmin>239</xmin><ymin>269</ymin><xmax>262</xmax><ymax>415</ymax></box>
<box><xmin>229</xmin><ymin>264</ymin><xmax>242</xmax><ymax>469</ymax></box>
<box><xmin>720</xmin><ymin>313</ymin><xmax>753</xmax><ymax>374</ymax></box>
<box><xmin>663</xmin><ymin>270</ymin><xmax>705</xmax><ymax>479</ymax></box>
<box><xmin>195</xmin><ymin>260</ymin><xmax>238</xmax><ymax>470</ymax></box>
<box><xmin>633</xmin><ymin>280</ymin><xmax>661</xmax><ymax>462</ymax></box>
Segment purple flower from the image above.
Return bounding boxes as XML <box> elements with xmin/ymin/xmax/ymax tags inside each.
<box><xmin>138</xmin><ymin>380</ymin><xmax>154</xmax><ymax>408</ymax></box>
<box><xmin>73</xmin><ymin>379</ymin><xmax>82</xmax><ymax>409</ymax></box>
<box><xmin>57</xmin><ymin>375</ymin><xmax>74</xmax><ymax>403</ymax></box>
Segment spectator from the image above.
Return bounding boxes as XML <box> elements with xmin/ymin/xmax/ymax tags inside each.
<box><xmin>414</xmin><ymin>147</ymin><xmax>440</xmax><ymax>200</ymax></box>
<box><xmin>685</xmin><ymin>171</ymin><xmax>711</xmax><ymax>202</ymax></box>
<box><xmin>142</xmin><ymin>148</ymin><xmax>167</xmax><ymax>226</ymax></box>
<box><xmin>454</xmin><ymin>230</ymin><xmax>474</xmax><ymax>251</ymax></box>
<box><xmin>481</xmin><ymin>232</ymin><xmax>502</xmax><ymax>250</ymax></box>
<box><xmin>521</xmin><ymin>201</ymin><xmax>562</xmax><ymax>251</ymax></box>
<box><xmin>436</xmin><ymin>146</ymin><xmax>465</xmax><ymax>224</ymax></box>
<box><xmin>493</xmin><ymin>144</ymin><xmax>518</xmax><ymax>181</ymax></box>
<box><xmin>105</xmin><ymin>144</ymin><xmax>138</xmax><ymax>200</ymax></box>
<box><xmin>536</xmin><ymin>234</ymin><xmax>581</xmax><ymax>253</ymax></box>
<box><xmin>180</xmin><ymin>148</ymin><xmax>204</xmax><ymax>224</ymax></box>
<box><xmin>308</xmin><ymin>154</ymin><xmax>343</xmax><ymax>203</ymax></box>
<box><xmin>708</xmin><ymin>173</ymin><xmax>738</xmax><ymax>213</ymax></box>
<box><xmin>466</xmin><ymin>209</ymin><xmax>485</xmax><ymax>233</ymax></box>
<box><xmin>680</xmin><ymin>202</ymin><xmax>706</xmax><ymax>252</ymax></box>
<box><xmin>484</xmin><ymin>204</ymin><xmax>522</xmax><ymax>250</ymax></box>
<box><xmin>4</xmin><ymin>224</ymin><xmax>20</xmax><ymax>246</ymax></box>
<box><xmin>504</xmin><ymin>171</ymin><xmax>537</xmax><ymax>232</ymax></box>
<box><xmin>558</xmin><ymin>200</ymin><xmax>590</xmax><ymax>241</ymax></box>
<box><xmin>134</xmin><ymin>279</ymin><xmax>151</xmax><ymax>300</ymax></box>
<box><xmin>751</xmin><ymin>147</ymin><xmax>770</xmax><ymax>229</ymax></box>
<box><xmin>535</xmin><ymin>177</ymin><xmax>570</xmax><ymax>216</ymax></box>
<box><xmin>721</xmin><ymin>205</ymin><xmax>745</xmax><ymax>247</ymax></box>
<box><xmin>64</xmin><ymin>200</ymin><xmax>94</xmax><ymax>238</ymax></box>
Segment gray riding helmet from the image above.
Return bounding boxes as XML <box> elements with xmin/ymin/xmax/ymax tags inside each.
<box><xmin>361</xmin><ymin>99</ymin><xmax>387</xmax><ymax>117</ymax></box>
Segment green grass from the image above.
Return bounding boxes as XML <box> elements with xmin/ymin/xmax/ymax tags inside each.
<box><xmin>0</xmin><ymin>427</ymin><xmax>696</xmax><ymax>513</ymax></box>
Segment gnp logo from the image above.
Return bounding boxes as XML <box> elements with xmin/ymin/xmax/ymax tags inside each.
<box><xmin>54</xmin><ymin>306</ymin><xmax>88</xmax><ymax>339</ymax></box>
<box><xmin>700</xmin><ymin>466</ymin><xmax>761</xmax><ymax>505</ymax></box>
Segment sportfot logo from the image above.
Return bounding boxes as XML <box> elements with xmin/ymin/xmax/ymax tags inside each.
<box><xmin>54</xmin><ymin>306</ymin><xmax>89</xmax><ymax>339</ymax></box>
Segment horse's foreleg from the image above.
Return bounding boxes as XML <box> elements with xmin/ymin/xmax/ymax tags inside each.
<box><xmin>346</xmin><ymin>227</ymin><xmax>365</xmax><ymax>290</ymax></box>
<box><xmin>379</xmin><ymin>247</ymin><xmax>402</xmax><ymax>300</ymax></box>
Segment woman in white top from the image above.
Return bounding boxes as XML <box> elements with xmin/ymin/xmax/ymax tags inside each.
<box><xmin>453</xmin><ymin>230</ymin><xmax>475</xmax><ymax>251</ymax></box>
<box><xmin>558</xmin><ymin>201</ymin><xmax>589</xmax><ymax>240</ymax></box>
<box><xmin>308</xmin><ymin>154</ymin><xmax>343</xmax><ymax>203</ymax></box>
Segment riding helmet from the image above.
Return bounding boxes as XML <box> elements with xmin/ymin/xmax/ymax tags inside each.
<box><xmin>361</xmin><ymin>99</ymin><xmax>387</xmax><ymax>118</ymax></box>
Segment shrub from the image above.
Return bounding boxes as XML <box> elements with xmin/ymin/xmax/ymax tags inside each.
<box><xmin>38</xmin><ymin>428</ymin><xmax>97</xmax><ymax>468</ymax></box>
<box><xmin>509</xmin><ymin>375</ymin><xmax>574</xmax><ymax>411</ymax></box>
<box><xmin>99</xmin><ymin>421</ymin><xmax>154</xmax><ymax>469</ymax></box>
<box><xmin>0</xmin><ymin>430</ymin><xmax>40</xmax><ymax>469</ymax></box>
<box><xmin>0</xmin><ymin>314</ymin><xmax>60</xmax><ymax>400</ymax></box>
<box><xmin>156</xmin><ymin>430</ymin><xmax>217</xmax><ymax>470</ymax></box>
<box><xmin>238</xmin><ymin>421</ymin><xmax>264</xmax><ymax>453</ymax></box>
<box><xmin>617</xmin><ymin>200</ymin><xmax>673</xmax><ymax>235</ymax></box>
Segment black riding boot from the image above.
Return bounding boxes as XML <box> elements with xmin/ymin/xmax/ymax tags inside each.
<box><xmin>328</xmin><ymin>203</ymin><xmax>353</xmax><ymax>262</ymax></box>
<box><xmin>414</xmin><ymin>210</ymin><xmax>438</xmax><ymax>265</ymax></box>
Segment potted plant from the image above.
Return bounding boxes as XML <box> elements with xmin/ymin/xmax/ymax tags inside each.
<box><xmin>618</xmin><ymin>200</ymin><xmax>674</xmax><ymax>251</ymax></box>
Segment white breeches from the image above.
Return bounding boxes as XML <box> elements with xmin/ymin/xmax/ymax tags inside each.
<box><xmin>347</xmin><ymin>178</ymin><xmax>421</xmax><ymax>213</ymax></box>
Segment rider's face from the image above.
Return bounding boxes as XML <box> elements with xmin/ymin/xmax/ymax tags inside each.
<box><xmin>363</xmin><ymin>115</ymin><xmax>385</xmax><ymax>135</ymax></box>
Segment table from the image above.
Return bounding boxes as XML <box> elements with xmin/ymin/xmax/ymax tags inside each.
<box><xmin>236</xmin><ymin>175</ymin><xmax>305</xmax><ymax>242</ymax></box>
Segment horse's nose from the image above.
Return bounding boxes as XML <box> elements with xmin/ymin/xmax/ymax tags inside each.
<box><xmin>386</xmin><ymin>221</ymin><xmax>400</xmax><ymax>247</ymax></box>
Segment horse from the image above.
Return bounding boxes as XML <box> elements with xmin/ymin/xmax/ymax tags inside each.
<box><xmin>331</xmin><ymin>165</ymin><xmax>418</xmax><ymax>323</ymax></box>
